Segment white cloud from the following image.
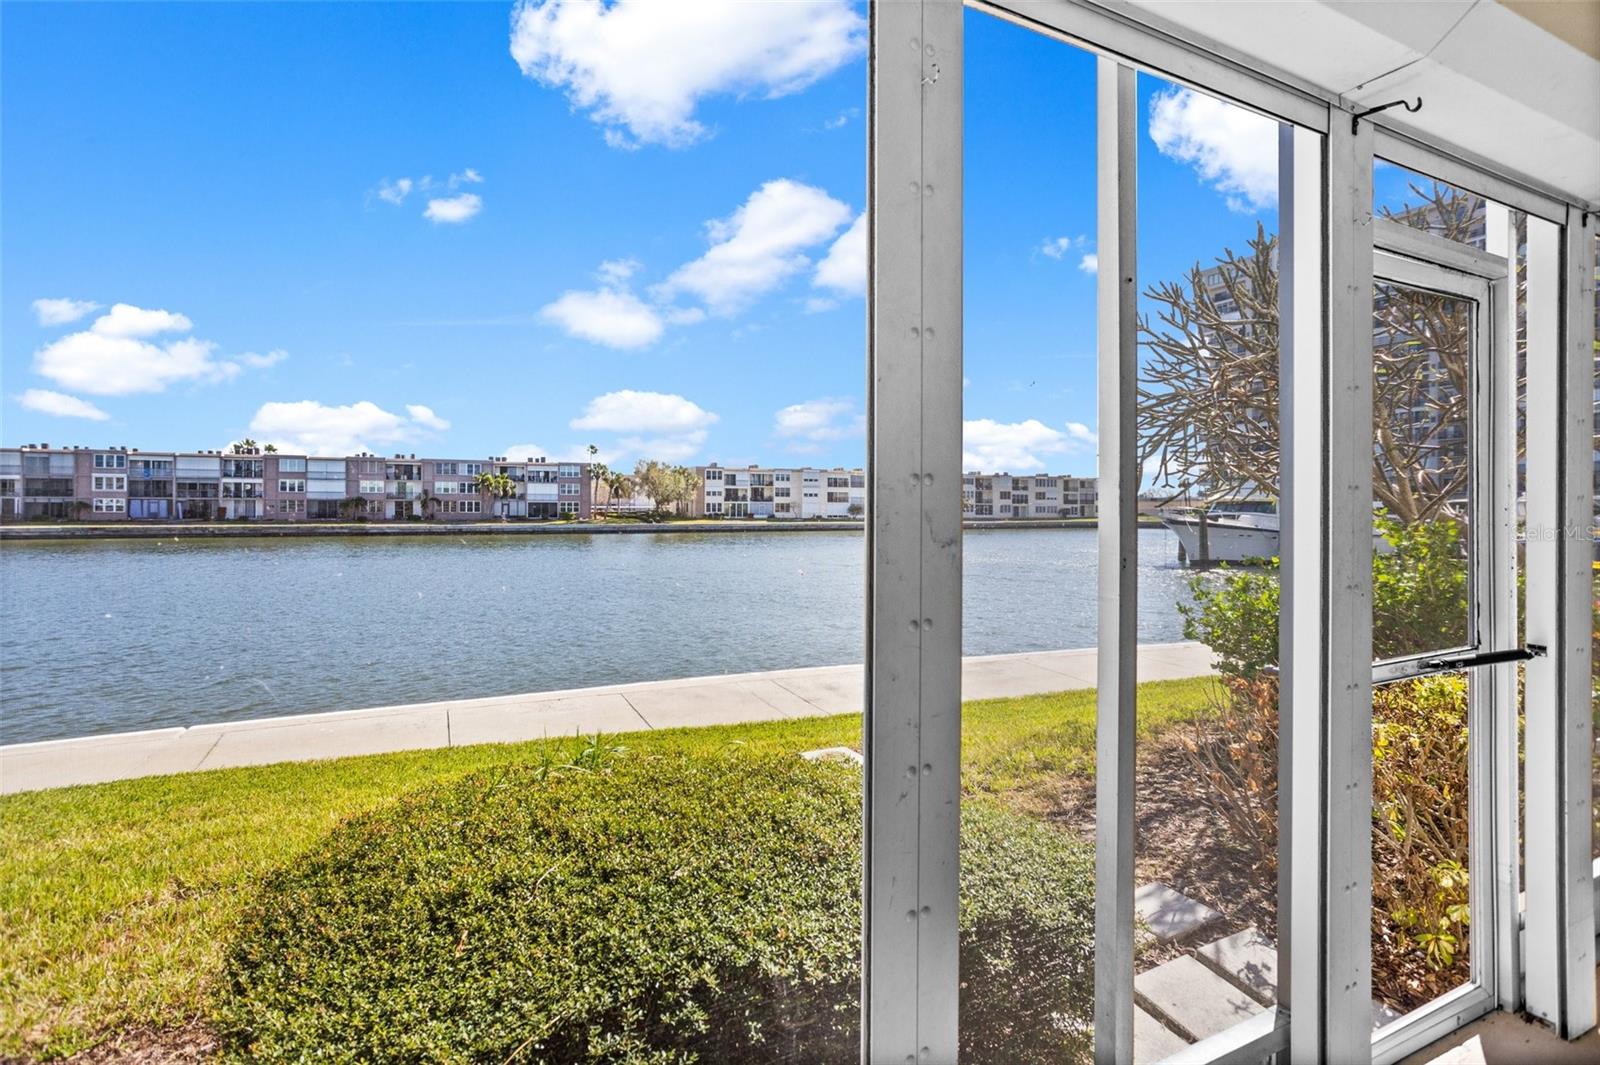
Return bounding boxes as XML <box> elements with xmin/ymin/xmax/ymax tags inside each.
<box><xmin>1039</xmin><ymin>235</ymin><xmax>1089</xmax><ymax>260</ymax></box>
<box><xmin>32</xmin><ymin>297</ymin><xmax>100</xmax><ymax>326</ymax></box>
<box><xmin>423</xmin><ymin>192</ymin><xmax>482</xmax><ymax>224</ymax></box>
<box><xmin>235</xmin><ymin>349</ymin><xmax>289</xmax><ymax>369</ymax></box>
<box><xmin>16</xmin><ymin>388</ymin><xmax>109</xmax><ymax>421</ymax></box>
<box><xmin>963</xmin><ymin>417</ymin><xmax>1096</xmax><ymax>473</ymax></box>
<box><xmin>615</xmin><ymin>433</ymin><xmax>706</xmax><ymax>462</ymax></box>
<box><xmin>90</xmin><ymin>303</ymin><xmax>193</xmax><ymax>338</ymax></box>
<box><xmin>504</xmin><ymin>442</ymin><xmax>548</xmax><ymax>462</ymax></box>
<box><xmin>658</xmin><ymin>179</ymin><xmax>851</xmax><ymax>315</ymax></box>
<box><xmin>405</xmin><ymin>404</ymin><xmax>451</xmax><ymax>431</ymax></box>
<box><xmin>597</xmin><ymin>257</ymin><xmax>641</xmax><ymax>285</ymax></box>
<box><xmin>812</xmin><ymin>211</ymin><xmax>866</xmax><ymax>299</ymax></box>
<box><xmin>376</xmin><ymin>177</ymin><xmax>414</xmax><ymax>205</ymax></box>
<box><xmin>32</xmin><ymin>304</ymin><xmax>284</xmax><ymax>396</ymax></box>
<box><xmin>1148</xmin><ymin>86</ymin><xmax>1278</xmax><ymax>213</ymax></box>
<box><xmin>35</xmin><ymin>333</ymin><xmax>231</xmax><ymax>396</ymax></box>
<box><xmin>248</xmin><ymin>400</ymin><xmax>444</xmax><ymax>455</ymax></box>
<box><xmin>1064</xmin><ymin>421</ymin><xmax>1097</xmax><ymax>445</ymax></box>
<box><xmin>541</xmin><ymin>286</ymin><xmax>664</xmax><ymax>349</ymax></box>
<box><xmin>509</xmin><ymin>0</ymin><xmax>865</xmax><ymax>148</ymax></box>
<box><xmin>376</xmin><ymin>171</ymin><xmax>482</xmax><ymax>207</ymax></box>
<box><xmin>543</xmin><ymin>180</ymin><xmax>853</xmax><ymax>344</ymax></box>
<box><xmin>821</xmin><ymin>107</ymin><xmax>857</xmax><ymax>131</ymax></box>
<box><xmin>773</xmin><ymin>397</ymin><xmax>863</xmax><ymax>449</ymax></box>
<box><xmin>1078</xmin><ymin>253</ymin><xmax>1098</xmax><ymax>275</ymax></box>
<box><xmin>569</xmin><ymin>389</ymin><xmax>718</xmax><ymax>462</ymax></box>
<box><xmin>571</xmin><ymin>389</ymin><xmax>717</xmax><ymax>434</ymax></box>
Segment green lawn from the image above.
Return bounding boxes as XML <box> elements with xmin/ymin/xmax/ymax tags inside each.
<box><xmin>0</xmin><ymin>676</ymin><xmax>1213</xmax><ymax>1059</ymax></box>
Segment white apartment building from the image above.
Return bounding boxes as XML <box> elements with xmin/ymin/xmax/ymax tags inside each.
<box><xmin>693</xmin><ymin>465</ymin><xmax>1096</xmax><ymax>520</ymax></box>
<box><xmin>963</xmin><ymin>472</ymin><xmax>1098</xmax><ymax>519</ymax></box>
<box><xmin>697</xmin><ymin>465</ymin><xmax>866</xmax><ymax>519</ymax></box>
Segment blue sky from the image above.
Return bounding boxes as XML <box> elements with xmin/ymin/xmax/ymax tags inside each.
<box><xmin>4</xmin><ymin>2</ymin><xmax>1291</xmax><ymax>474</ymax></box>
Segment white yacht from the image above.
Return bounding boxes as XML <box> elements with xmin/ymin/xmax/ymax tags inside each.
<box><xmin>1161</xmin><ymin>500</ymin><xmax>1280</xmax><ymax>564</ymax></box>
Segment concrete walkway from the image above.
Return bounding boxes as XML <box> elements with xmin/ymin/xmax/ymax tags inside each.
<box><xmin>0</xmin><ymin>642</ymin><xmax>1215</xmax><ymax>795</ymax></box>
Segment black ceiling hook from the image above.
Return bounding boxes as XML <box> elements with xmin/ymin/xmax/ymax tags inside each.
<box><xmin>1351</xmin><ymin>97</ymin><xmax>1423</xmax><ymax>134</ymax></box>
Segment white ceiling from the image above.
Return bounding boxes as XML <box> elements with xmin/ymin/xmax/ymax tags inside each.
<box><xmin>1114</xmin><ymin>0</ymin><xmax>1600</xmax><ymax>208</ymax></box>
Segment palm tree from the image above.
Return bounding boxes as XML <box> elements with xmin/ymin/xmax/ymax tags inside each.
<box><xmin>231</xmin><ymin>438</ymin><xmax>258</xmax><ymax>455</ymax></box>
<box><xmin>418</xmin><ymin>489</ymin><xmax>438</xmax><ymax>520</ymax></box>
<box><xmin>606</xmin><ymin>471</ymin><xmax>634</xmax><ymax>515</ymax></box>
<box><xmin>263</xmin><ymin>443</ymin><xmax>277</xmax><ymax>453</ymax></box>
<box><xmin>474</xmin><ymin>471</ymin><xmax>516</xmax><ymax>517</ymax></box>
<box><xmin>587</xmin><ymin>446</ymin><xmax>609</xmax><ymax>515</ymax></box>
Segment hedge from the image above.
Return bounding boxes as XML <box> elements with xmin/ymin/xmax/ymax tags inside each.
<box><xmin>216</xmin><ymin>747</ymin><xmax>1094</xmax><ymax>1063</ymax></box>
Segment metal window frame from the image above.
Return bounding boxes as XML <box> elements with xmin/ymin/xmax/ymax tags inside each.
<box><xmin>867</xmin><ymin>2</ymin><xmax>1597</xmax><ymax>1062</ymax></box>
<box><xmin>1373</xmin><ymin>128</ymin><xmax>1572</xmax><ymax>228</ymax></box>
<box><xmin>968</xmin><ymin>0</ymin><xmax>1326</xmax><ymax>132</ymax></box>
<box><xmin>1365</xmin><ymin>248</ymin><xmax>1513</xmax><ymax>1065</ymax></box>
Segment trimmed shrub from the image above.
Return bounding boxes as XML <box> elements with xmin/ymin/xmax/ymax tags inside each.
<box><xmin>216</xmin><ymin>746</ymin><xmax>1094</xmax><ymax>1063</ymax></box>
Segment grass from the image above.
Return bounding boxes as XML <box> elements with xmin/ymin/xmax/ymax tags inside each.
<box><xmin>0</xmin><ymin>676</ymin><xmax>1215</xmax><ymax>1059</ymax></box>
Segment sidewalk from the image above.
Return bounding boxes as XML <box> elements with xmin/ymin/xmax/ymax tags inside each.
<box><xmin>0</xmin><ymin>641</ymin><xmax>1215</xmax><ymax>794</ymax></box>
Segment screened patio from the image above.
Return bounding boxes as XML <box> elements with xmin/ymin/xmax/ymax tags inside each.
<box><xmin>861</xmin><ymin>2</ymin><xmax>1599</xmax><ymax>1062</ymax></box>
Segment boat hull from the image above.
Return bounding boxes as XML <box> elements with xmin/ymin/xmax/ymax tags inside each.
<box><xmin>1163</xmin><ymin>515</ymin><xmax>1279</xmax><ymax>564</ymax></box>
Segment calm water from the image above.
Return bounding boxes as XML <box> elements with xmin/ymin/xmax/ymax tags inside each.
<box><xmin>0</xmin><ymin>527</ymin><xmax>1195</xmax><ymax>743</ymax></box>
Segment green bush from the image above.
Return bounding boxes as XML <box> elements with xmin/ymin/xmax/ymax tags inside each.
<box><xmin>1178</xmin><ymin>517</ymin><xmax>1474</xmax><ymax>1013</ymax></box>
<box><xmin>216</xmin><ymin>746</ymin><xmax>1094</xmax><ymax>1063</ymax></box>
<box><xmin>1178</xmin><ymin>565</ymin><xmax>1279</xmax><ymax>680</ymax></box>
<box><xmin>1179</xmin><ymin>514</ymin><xmax>1469</xmax><ymax>674</ymax></box>
<box><xmin>1372</xmin><ymin>674</ymin><xmax>1470</xmax><ymax>1002</ymax></box>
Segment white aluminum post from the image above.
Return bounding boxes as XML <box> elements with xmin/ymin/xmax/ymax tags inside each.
<box><xmin>1093</xmin><ymin>55</ymin><xmax>1137</xmax><ymax>1065</ymax></box>
<box><xmin>1307</xmin><ymin>110</ymin><xmax>1376</xmax><ymax>1064</ymax></box>
<box><xmin>1524</xmin><ymin>207</ymin><xmax>1598</xmax><ymax>1040</ymax></box>
<box><xmin>1483</xmin><ymin>202</ymin><xmax>1522</xmax><ymax>1014</ymax></box>
<box><xmin>864</xmin><ymin>1</ymin><xmax>963</xmax><ymax>1062</ymax></box>
<box><xmin>1279</xmin><ymin>121</ymin><xmax>1324</xmax><ymax>1049</ymax></box>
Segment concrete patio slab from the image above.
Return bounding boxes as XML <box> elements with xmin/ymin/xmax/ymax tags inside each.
<box><xmin>1399</xmin><ymin>967</ymin><xmax>1600</xmax><ymax>1063</ymax></box>
<box><xmin>1134</xmin><ymin>881</ymin><xmax>1224</xmax><ymax>943</ymax></box>
<box><xmin>1</xmin><ymin>641</ymin><xmax>1215</xmax><ymax>793</ymax></box>
<box><xmin>1135</xmin><ymin>955</ymin><xmax>1264</xmax><ymax>1042</ymax></box>
<box><xmin>1134</xmin><ymin>1005</ymin><xmax>1192</xmax><ymax>1063</ymax></box>
<box><xmin>1195</xmin><ymin>927</ymin><xmax>1279</xmax><ymax>1005</ymax></box>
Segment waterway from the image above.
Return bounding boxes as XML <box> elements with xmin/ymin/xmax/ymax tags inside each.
<box><xmin>0</xmin><ymin>527</ymin><xmax>1199</xmax><ymax>743</ymax></box>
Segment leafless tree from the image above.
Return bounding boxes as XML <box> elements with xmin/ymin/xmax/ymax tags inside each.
<box><xmin>1136</xmin><ymin>184</ymin><xmax>1483</xmax><ymax>525</ymax></box>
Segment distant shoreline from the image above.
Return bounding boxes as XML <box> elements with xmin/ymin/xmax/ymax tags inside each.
<box><xmin>0</xmin><ymin>517</ymin><xmax>1165</xmax><ymax>542</ymax></box>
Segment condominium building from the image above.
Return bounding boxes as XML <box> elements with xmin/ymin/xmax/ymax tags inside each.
<box><xmin>690</xmin><ymin>464</ymin><xmax>1097</xmax><ymax>520</ymax></box>
<box><xmin>0</xmin><ymin>444</ymin><xmax>592</xmax><ymax>522</ymax></box>
<box><xmin>696</xmin><ymin>464</ymin><xmax>866</xmax><ymax>519</ymax></box>
<box><xmin>963</xmin><ymin>472</ymin><xmax>1099</xmax><ymax>519</ymax></box>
